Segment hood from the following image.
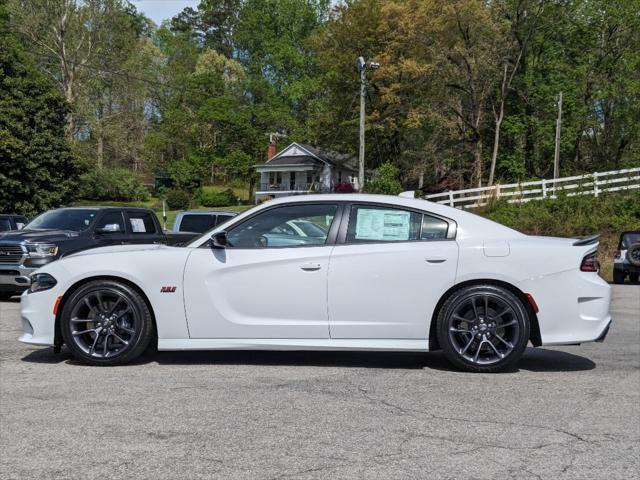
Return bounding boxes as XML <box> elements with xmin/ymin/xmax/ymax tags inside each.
<box><xmin>0</xmin><ymin>229</ymin><xmax>81</xmax><ymax>243</ymax></box>
<box><xmin>65</xmin><ymin>243</ymin><xmax>173</xmax><ymax>258</ymax></box>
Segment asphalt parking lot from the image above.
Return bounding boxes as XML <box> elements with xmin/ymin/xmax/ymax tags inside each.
<box><xmin>1</xmin><ymin>285</ymin><xmax>638</xmax><ymax>480</ymax></box>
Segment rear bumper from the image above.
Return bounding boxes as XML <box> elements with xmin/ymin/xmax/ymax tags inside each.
<box><xmin>614</xmin><ymin>262</ymin><xmax>640</xmax><ymax>274</ymax></box>
<box><xmin>517</xmin><ymin>270</ymin><xmax>612</xmax><ymax>346</ymax></box>
<box><xmin>595</xmin><ymin>320</ymin><xmax>611</xmax><ymax>343</ymax></box>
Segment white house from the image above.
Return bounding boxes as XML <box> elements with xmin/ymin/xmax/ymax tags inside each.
<box><xmin>254</xmin><ymin>142</ymin><xmax>359</xmax><ymax>203</ymax></box>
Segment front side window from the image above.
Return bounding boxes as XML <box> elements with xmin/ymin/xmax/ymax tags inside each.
<box><xmin>127</xmin><ymin>211</ymin><xmax>157</xmax><ymax>234</ymax></box>
<box><xmin>346</xmin><ymin>205</ymin><xmax>449</xmax><ymax>243</ymax></box>
<box><xmin>96</xmin><ymin>211</ymin><xmax>125</xmax><ymax>232</ymax></box>
<box><xmin>226</xmin><ymin>204</ymin><xmax>337</xmax><ymax>248</ymax></box>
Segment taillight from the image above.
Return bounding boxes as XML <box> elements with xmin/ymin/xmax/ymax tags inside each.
<box><xmin>580</xmin><ymin>251</ymin><xmax>599</xmax><ymax>272</ymax></box>
<box><xmin>614</xmin><ymin>250</ymin><xmax>621</xmax><ymax>259</ymax></box>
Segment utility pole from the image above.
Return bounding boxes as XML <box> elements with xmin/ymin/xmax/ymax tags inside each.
<box><xmin>356</xmin><ymin>56</ymin><xmax>379</xmax><ymax>192</ymax></box>
<box><xmin>553</xmin><ymin>91</ymin><xmax>563</xmax><ymax>179</ymax></box>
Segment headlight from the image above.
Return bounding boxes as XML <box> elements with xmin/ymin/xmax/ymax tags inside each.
<box><xmin>29</xmin><ymin>273</ymin><xmax>57</xmax><ymax>293</ymax></box>
<box><xmin>26</xmin><ymin>243</ymin><xmax>58</xmax><ymax>257</ymax></box>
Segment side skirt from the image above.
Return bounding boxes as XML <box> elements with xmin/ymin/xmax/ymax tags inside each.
<box><xmin>158</xmin><ymin>338</ymin><xmax>429</xmax><ymax>352</ymax></box>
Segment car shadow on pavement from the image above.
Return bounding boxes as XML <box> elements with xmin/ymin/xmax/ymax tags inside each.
<box><xmin>21</xmin><ymin>346</ymin><xmax>595</xmax><ymax>372</ymax></box>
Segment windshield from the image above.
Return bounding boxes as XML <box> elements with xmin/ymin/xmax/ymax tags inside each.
<box><xmin>0</xmin><ymin>218</ymin><xmax>12</xmax><ymax>231</ymax></box>
<box><xmin>25</xmin><ymin>209</ymin><xmax>98</xmax><ymax>232</ymax></box>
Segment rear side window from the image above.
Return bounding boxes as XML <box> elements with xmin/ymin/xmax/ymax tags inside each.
<box><xmin>347</xmin><ymin>206</ymin><xmax>422</xmax><ymax>242</ymax></box>
<box><xmin>179</xmin><ymin>214</ymin><xmax>213</xmax><ymax>233</ymax></box>
<box><xmin>127</xmin><ymin>211</ymin><xmax>157</xmax><ymax>234</ymax></box>
<box><xmin>346</xmin><ymin>205</ymin><xmax>449</xmax><ymax>243</ymax></box>
<box><xmin>621</xmin><ymin>233</ymin><xmax>640</xmax><ymax>249</ymax></box>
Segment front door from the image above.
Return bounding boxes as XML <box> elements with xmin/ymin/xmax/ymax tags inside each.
<box><xmin>183</xmin><ymin>203</ymin><xmax>340</xmax><ymax>339</ymax></box>
<box><xmin>94</xmin><ymin>211</ymin><xmax>129</xmax><ymax>247</ymax></box>
<box><xmin>328</xmin><ymin>204</ymin><xmax>459</xmax><ymax>339</ymax></box>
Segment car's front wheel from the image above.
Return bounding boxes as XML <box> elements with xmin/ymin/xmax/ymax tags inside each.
<box><xmin>60</xmin><ymin>280</ymin><xmax>154</xmax><ymax>366</ymax></box>
<box><xmin>436</xmin><ymin>284</ymin><xmax>530</xmax><ymax>373</ymax></box>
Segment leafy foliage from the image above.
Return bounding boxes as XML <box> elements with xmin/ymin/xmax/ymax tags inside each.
<box><xmin>0</xmin><ymin>4</ymin><xmax>79</xmax><ymax>216</ymax></box>
<box><xmin>7</xmin><ymin>0</ymin><xmax>640</xmax><ymax>201</ymax></box>
<box><xmin>365</xmin><ymin>163</ymin><xmax>402</xmax><ymax>195</ymax></box>
<box><xmin>78</xmin><ymin>168</ymin><xmax>149</xmax><ymax>202</ymax></box>
<box><xmin>165</xmin><ymin>189</ymin><xmax>193</xmax><ymax>210</ymax></box>
<box><xmin>200</xmin><ymin>188</ymin><xmax>239</xmax><ymax>207</ymax></box>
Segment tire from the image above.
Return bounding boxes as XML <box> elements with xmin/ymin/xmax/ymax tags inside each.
<box><xmin>60</xmin><ymin>280</ymin><xmax>154</xmax><ymax>366</ymax></box>
<box><xmin>0</xmin><ymin>292</ymin><xmax>14</xmax><ymax>301</ymax></box>
<box><xmin>436</xmin><ymin>284</ymin><xmax>530</xmax><ymax>373</ymax></box>
<box><xmin>613</xmin><ymin>270</ymin><xmax>625</xmax><ymax>285</ymax></box>
<box><xmin>626</xmin><ymin>243</ymin><xmax>640</xmax><ymax>267</ymax></box>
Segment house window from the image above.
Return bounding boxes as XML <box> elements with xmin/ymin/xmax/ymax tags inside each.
<box><xmin>289</xmin><ymin>172</ymin><xmax>296</xmax><ymax>190</ymax></box>
<box><xmin>306</xmin><ymin>172</ymin><xmax>313</xmax><ymax>186</ymax></box>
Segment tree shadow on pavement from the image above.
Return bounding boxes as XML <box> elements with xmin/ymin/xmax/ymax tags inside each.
<box><xmin>21</xmin><ymin>345</ymin><xmax>595</xmax><ymax>372</ymax></box>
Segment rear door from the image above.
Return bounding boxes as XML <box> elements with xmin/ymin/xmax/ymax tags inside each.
<box><xmin>125</xmin><ymin>210</ymin><xmax>163</xmax><ymax>244</ymax></box>
<box><xmin>328</xmin><ymin>203</ymin><xmax>458</xmax><ymax>339</ymax></box>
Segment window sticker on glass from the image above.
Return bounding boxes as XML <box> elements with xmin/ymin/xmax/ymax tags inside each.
<box><xmin>355</xmin><ymin>209</ymin><xmax>411</xmax><ymax>241</ymax></box>
<box><xmin>130</xmin><ymin>218</ymin><xmax>146</xmax><ymax>233</ymax></box>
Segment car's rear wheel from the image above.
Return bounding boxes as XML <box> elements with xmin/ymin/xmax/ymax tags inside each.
<box><xmin>436</xmin><ymin>284</ymin><xmax>530</xmax><ymax>373</ymax></box>
<box><xmin>60</xmin><ymin>280</ymin><xmax>154</xmax><ymax>366</ymax></box>
<box><xmin>613</xmin><ymin>270</ymin><xmax>625</xmax><ymax>284</ymax></box>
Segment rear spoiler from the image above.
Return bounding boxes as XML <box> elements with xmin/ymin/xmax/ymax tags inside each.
<box><xmin>573</xmin><ymin>234</ymin><xmax>599</xmax><ymax>246</ymax></box>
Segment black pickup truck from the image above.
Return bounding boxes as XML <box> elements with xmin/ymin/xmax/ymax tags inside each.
<box><xmin>0</xmin><ymin>207</ymin><xmax>197</xmax><ymax>299</ymax></box>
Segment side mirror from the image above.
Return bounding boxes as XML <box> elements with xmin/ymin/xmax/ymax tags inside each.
<box><xmin>211</xmin><ymin>231</ymin><xmax>227</xmax><ymax>249</ymax></box>
<box><xmin>95</xmin><ymin>224</ymin><xmax>121</xmax><ymax>234</ymax></box>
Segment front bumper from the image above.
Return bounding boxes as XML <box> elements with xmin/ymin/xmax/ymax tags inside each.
<box><xmin>18</xmin><ymin>288</ymin><xmax>59</xmax><ymax>346</ymax></box>
<box><xmin>0</xmin><ymin>265</ymin><xmax>36</xmax><ymax>291</ymax></box>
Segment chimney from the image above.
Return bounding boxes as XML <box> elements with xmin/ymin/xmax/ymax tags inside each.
<box><xmin>267</xmin><ymin>133</ymin><xmax>277</xmax><ymax>161</ymax></box>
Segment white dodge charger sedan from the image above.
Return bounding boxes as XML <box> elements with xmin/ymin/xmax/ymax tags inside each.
<box><xmin>19</xmin><ymin>194</ymin><xmax>611</xmax><ymax>372</ymax></box>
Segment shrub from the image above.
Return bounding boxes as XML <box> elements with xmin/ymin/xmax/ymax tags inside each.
<box><xmin>78</xmin><ymin>168</ymin><xmax>149</xmax><ymax>202</ymax></box>
<box><xmin>365</xmin><ymin>163</ymin><xmax>402</xmax><ymax>195</ymax></box>
<box><xmin>165</xmin><ymin>189</ymin><xmax>192</xmax><ymax>210</ymax></box>
<box><xmin>200</xmin><ymin>188</ymin><xmax>238</xmax><ymax>207</ymax></box>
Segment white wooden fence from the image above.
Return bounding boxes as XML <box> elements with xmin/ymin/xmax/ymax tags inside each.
<box><xmin>423</xmin><ymin>167</ymin><xmax>640</xmax><ymax>209</ymax></box>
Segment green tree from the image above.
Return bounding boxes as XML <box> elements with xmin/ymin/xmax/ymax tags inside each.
<box><xmin>365</xmin><ymin>162</ymin><xmax>402</xmax><ymax>195</ymax></box>
<box><xmin>0</xmin><ymin>3</ymin><xmax>79</xmax><ymax>215</ymax></box>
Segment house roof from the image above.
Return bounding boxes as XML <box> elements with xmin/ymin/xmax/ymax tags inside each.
<box><xmin>256</xmin><ymin>142</ymin><xmax>357</xmax><ymax>172</ymax></box>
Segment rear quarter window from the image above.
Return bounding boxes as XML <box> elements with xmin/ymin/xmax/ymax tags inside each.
<box><xmin>128</xmin><ymin>212</ymin><xmax>157</xmax><ymax>234</ymax></box>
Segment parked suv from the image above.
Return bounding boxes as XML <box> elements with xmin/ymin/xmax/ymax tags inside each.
<box><xmin>613</xmin><ymin>231</ymin><xmax>640</xmax><ymax>284</ymax></box>
<box><xmin>0</xmin><ymin>207</ymin><xmax>197</xmax><ymax>299</ymax></box>
<box><xmin>0</xmin><ymin>214</ymin><xmax>28</xmax><ymax>232</ymax></box>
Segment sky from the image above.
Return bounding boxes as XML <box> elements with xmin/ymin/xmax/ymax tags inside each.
<box><xmin>131</xmin><ymin>0</ymin><xmax>200</xmax><ymax>26</ymax></box>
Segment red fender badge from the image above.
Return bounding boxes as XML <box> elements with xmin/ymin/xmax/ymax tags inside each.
<box><xmin>160</xmin><ymin>286</ymin><xmax>177</xmax><ymax>293</ymax></box>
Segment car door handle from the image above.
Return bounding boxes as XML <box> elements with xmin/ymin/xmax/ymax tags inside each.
<box><xmin>299</xmin><ymin>262</ymin><xmax>322</xmax><ymax>271</ymax></box>
<box><xmin>425</xmin><ymin>257</ymin><xmax>447</xmax><ymax>264</ymax></box>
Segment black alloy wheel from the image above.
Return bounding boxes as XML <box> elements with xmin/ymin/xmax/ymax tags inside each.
<box><xmin>437</xmin><ymin>284</ymin><xmax>530</xmax><ymax>373</ymax></box>
<box><xmin>60</xmin><ymin>280</ymin><xmax>154</xmax><ymax>366</ymax></box>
